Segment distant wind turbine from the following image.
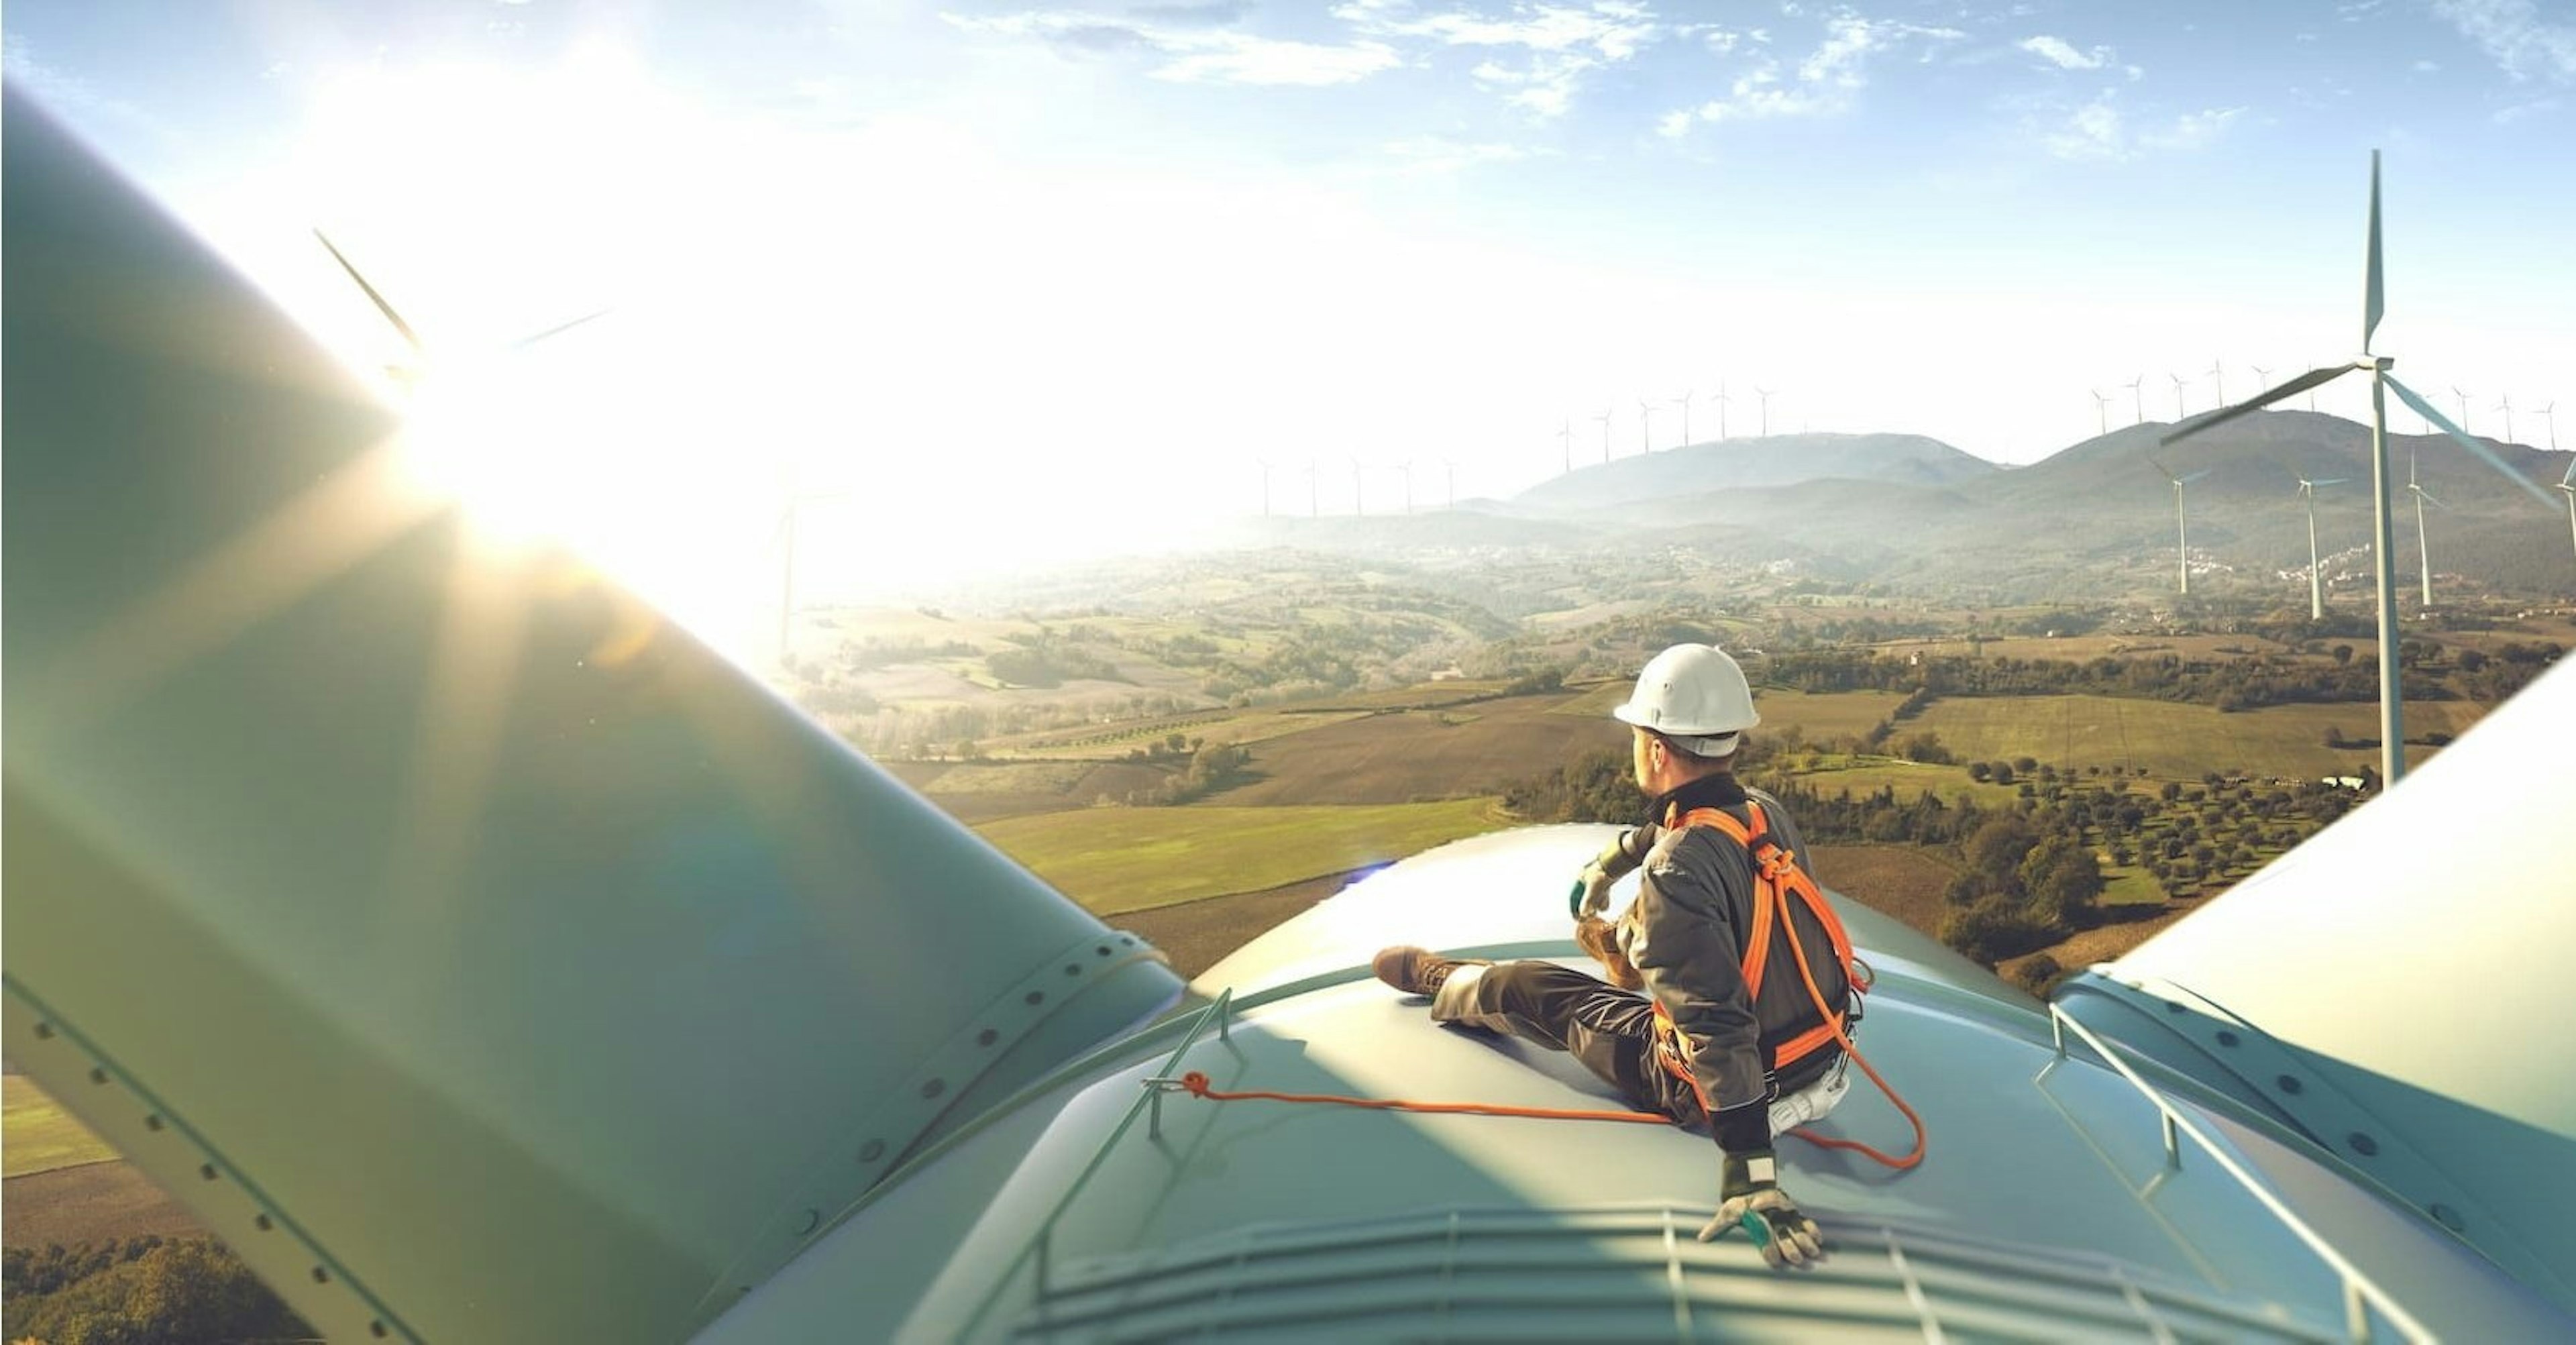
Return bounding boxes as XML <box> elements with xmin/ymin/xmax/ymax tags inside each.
<box><xmin>2091</xmin><ymin>389</ymin><xmax>2111</xmax><ymax>436</ymax></box>
<box><xmin>1558</xmin><ymin>418</ymin><xmax>1574</xmax><ymax>475</ymax></box>
<box><xmin>1638</xmin><ymin>398</ymin><xmax>1655</xmax><ymax>455</ymax></box>
<box><xmin>2296</xmin><ymin>476</ymin><xmax>2348</xmax><ymax>620</ymax></box>
<box><xmin>2538</xmin><ymin>401</ymin><xmax>2559</xmax><ymax>451</ymax></box>
<box><xmin>1673</xmin><ymin>391</ymin><xmax>1693</xmax><ymax>447</ymax></box>
<box><xmin>1755</xmin><ymin>386</ymin><xmax>1774</xmax><ymax>437</ymax></box>
<box><xmin>769</xmin><ymin>474</ymin><xmax>844</xmax><ymax>667</ymax></box>
<box><xmin>2148</xmin><ymin>458</ymin><xmax>2212</xmax><ymax>595</ymax></box>
<box><xmin>2496</xmin><ymin>392</ymin><xmax>2514</xmax><ymax>445</ymax></box>
<box><xmin>2210</xmin><ymin>359</ymin><xmax>2226</xmax><ymax>407</ymax></box>
<box><xmin>2125</xmin><ymin>375</ymin><xmax>2145</xmax><ymax>425</ymax></box>
<box><xmin>1595</xmin><ymin>409</ymin><xmax>1613</xmax><ymax>464</ymax></box>
<box><xmin>1711</xmin><ymin>381</ymin><xmax>1731</xmax><ymax>441</ymax></box>
<box><xmin>2169</xmin><ymin>372</ymin><xmax>2188</xmax><ymax>421</ymax></box>
<box><xmin>2408</xmin><ymin>451</ymin><xmax>2444</xmax><ymax>610</ymax></box>
<box><xmin>1350</xmin><ymin>455</ymin><xmax>1364</xmax><ymax>516</ymax></box>
<box><xmin>2451</xmin><ymin>385</ymin><xmax>2473</xmax><ymax>435</ymax></box>
<box><xmin>1258</xmin><ymin>458</ymin><xmax>1273</xmax><ymax>517</ymax></box>
<box><xmin>2159</xmin><ymin>151</ymin><xmax>2557</xmax><ymax>784</ymax></box>
<box><xmin>313</xmin><ymin>229</ymin><xmax>609</xmax><ymax>388</ymax></box>
<box><xmin>2559</xmin><ymin>459</ymin><xmax>2576</xmax><ymax>566</ymax></box>
<box><xmin>2253</xmin><ymin>364</ymin><xmax>2273</xmax><ymax>389</ymax></box>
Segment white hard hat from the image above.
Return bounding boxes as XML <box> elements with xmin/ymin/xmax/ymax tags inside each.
<box><xmin>1612</xmin><ymin>643</ymin><xmax>1759</xmax><ymax>757</ymax></box>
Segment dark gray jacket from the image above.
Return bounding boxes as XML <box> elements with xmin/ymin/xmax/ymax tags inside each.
<box><xmin>1607</xmin><ymin>773</ymin><xmax>1849</xmax><ymax>1122</ymax></box>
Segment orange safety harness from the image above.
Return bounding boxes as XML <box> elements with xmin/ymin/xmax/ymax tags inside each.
<box><xmin>1177</xmin><ymin>804</ymin><xmax>1927</xmax><ymax>1172</ymax></box>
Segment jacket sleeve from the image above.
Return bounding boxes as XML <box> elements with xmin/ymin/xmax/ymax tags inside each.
<box><xmin>1619</xmin><ymin>841</ymin><xmax>1771</xmax><ymax>1131</ymax></box>
<box><xmin>1593</xmin><ymin>822</ymin><xmax>1658</xmax><ymax>880</ymax></box>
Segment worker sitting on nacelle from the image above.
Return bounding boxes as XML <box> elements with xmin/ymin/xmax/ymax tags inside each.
<box><xmin>1375</xmin><ymin>643</ymin><xmax>1862</xmax><ymax>1267</ymax></box>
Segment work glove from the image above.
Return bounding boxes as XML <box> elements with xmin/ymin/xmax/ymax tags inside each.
<box><xmin>1566</xmin><ymin>834</ymin><xmax>1638</xmax><ymax>918</ymax></box>
<box><xmin>1699</xmin><ymin>1150</ymin><xmax>1825</xmax><ymax>1268</ymax></box>
<box><xmin>1569</xmin><ymin>861</ymin><xmax>1616</xmax><ymax>918</ymax></box>
<box><xmin>1573</xmin><ymin>916</ymin><xmax>1642</xmax><ymax>991</ymax></box>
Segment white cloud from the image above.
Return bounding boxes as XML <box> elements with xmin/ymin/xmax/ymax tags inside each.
<box><xmin>2141</xmin><ymin>105</ymin><xmax>2242</xmax><ymax>150</ymax></box>
<box><xmin>2414</xmin><ymin>58</ymin><xmax>2442</xmax><ymax>71</ymax></box>
<box><xmin>1664</xmin><ymin>11</ymin><xmax>1959</xmax><ymax>133</ymax></box>
<box><xmin>2039</xmin><ymin>93</ymin><xmax>2242</xmax><ymax>161</ymax></box>
<box><xmin>1381</xmin><ymin>134</ymin><xmax>1535</xmax><ymax>170</ymax></box>
<box><xmin>945</xmin><ymin>11</ymin><xmax>1401</xmax><ymax>86</ymax></box>
<box><xmin>2432</xmin><ymin>0</ymin><xmax>2576</xmax><ymax>82</ymax></box>
<box><xmin>2494</xmin><ymin>95</ymin><xmax>2560</xmax><ymax>121</ymax></box>
<box><xmin>2019</xmin><ymin>35</ymin><xmax>2109</xmax><ymax>70</ymax></box>
<box><xmin>2043</xmin><ymin>91</ymin><xmax>2125</xmax><ymax>160</ymax></box>
<box><xmin>1156</xmin><ymin>34</ymin><xmax>1403</xmax><ymax>85</ymax></box>
<box><xmin>1657</xmin><ymin>108</ymin><xmax>1694</xmax><ymax>138</ymax></box>
<box><xmin>1330</xmin><ymin>1</ymin><xmax>1662</xmax><ymax>117</ymax></box>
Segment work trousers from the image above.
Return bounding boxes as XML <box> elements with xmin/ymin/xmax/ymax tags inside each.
<box><xmin>1430</xmin><ymin>960</ymin><xmax>1845</xmax><ymax>1137</ymax></box>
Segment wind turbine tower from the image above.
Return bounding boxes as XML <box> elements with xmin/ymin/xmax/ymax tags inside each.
<box><xmin>2210</xmin><ymin>359</ymin><xmax>2226</xmax><ymax>407</ymax></box>
<box><xmin>771</xmin><ymin>476</ymin><xmax>843</xmax><ymax>668</ymax></box>
<box><xmin>2539</xmin><ymin>400</ymin><xmax>2559</xmax><ymax>451</ymax></box>
<box><xmin>2149</xmin><ymin>458</ymin><xmax>2210</xmax><ymax>596</ymax></box>
<box><xmin>1712</xmin><ymin>380</ymin><xmax>1731</xmax><ymax>440</ymax></box>
<box><xmin>1258</xmin><ymin>458</ymin><xmax>1273</xmax><ymax>517</ymax></box>
<box><xmin>2296</xmin><ymin>476</ymin><xmax>2347</xmax><ymax>620</ymax></box>
<box><xmin>1637</xmin><ymin>398</ymin><xmax>1655</xmax><ymax>455</ymax></box>
<box><xmin>1673</xmin><ymin>391</ymin><xmax>1692</xmax><ymax>447</ymax></box>
<box><xmin>1595</xmin><ymin>409</ymin><xmax>1612</xmax><ymax>464</ymax></box>
<box><xmin>2452</xmin><ymin>385</ymin><xmax>2473</xmax><ymax>434</ymax></box>
<box><xmin>2169</xmin><ymin>372</ymin><xmax>2188</xmax><ymax>420</ymax></box>
<box><xmin>2091</xmin><ymin>389</ymin><xmax>2110</xmax><ymax>436</ymax></box>
<box><xmin>1755</xmin><ymin>386</ymin><xmax>1774</xmax><ymax>437</ymax></box>
<box><xmin>1556</xmin><ymin>419</ymin><xmax>1573</xmax><ymax>475</ymax></box>
<box><xmin>2159</xmin><ymin>152</ymin><xmax>2557</xmax><ymax>784</ymax></box>
<box><xmin>2407</xmin><ymin>451</ymin><xmax>2444</xmax><ymax>609</ymax></box>
<box><xmin>2559</xmin><ymin>460</ymin><xmax>2576</xmax><ymax>565</ymax></box>
<box><xmin>1350</xmin><ymin>456</ymin><xmax>1364</xmax><ymax>517</ymax></box>
<box><xmin>2125</xmin><ymin>374</ymin><xmax>2144</xmax><ymax>425</ymax></box>
<box><xmin>2496</xmin><ymin>392</ymin><xmax>2514</xmax><ymax>445</ymax></box>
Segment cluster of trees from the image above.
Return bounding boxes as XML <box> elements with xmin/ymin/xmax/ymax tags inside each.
<box><xmin>1936</xmin><ymin>816</ymin><xmax>2106</xmax><ymax>963</ymax></box>
<box><xmin>1122</xmin><ymin>741</ymin><xmax>1253</xmax><ymax>805</ymax></box>
<box><xmin>3</xmin><ymin>1237</ymin><xmax>309</xmax><ymax>1344</ymax></box>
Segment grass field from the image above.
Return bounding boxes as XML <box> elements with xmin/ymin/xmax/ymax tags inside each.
<box><xmin>1551</xmin><ymin>684</ymin><xmax>1907</xmax><ymax>747</ymax></box>
<box><xmin>995</xmin><ymin>708</ymin><xmax>1372</xmax><ymax>759</ymax></box>
<box><xmin>977</xmin><ymin>799</ymin><xmax>1507</xmax><ymax>914</ymax></box>
<box><xmin>4</xmin><ymin>1075</ymin><xmax>121</xmax><ymax>1179</ymax></box>
<box><xmin>1907</xmin><ymin>694</ymin><xmax>2485</xmax><ymax>779</ymax></box>
<box><xmin>2099</xmin><ymin>866</ymin><xmax>2169</xmax><ymax>906</ymax></box>
<box><xmin>1214</xmin><ymin>696</ymin><xmax>1628</xmax><ymax>806</ymax></box>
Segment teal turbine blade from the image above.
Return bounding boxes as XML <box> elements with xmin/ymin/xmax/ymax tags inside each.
<box><xmin>2383</xmin><ymin>375</ymin><xmax>2557</xmax><ymax>508</ymax></box>
<box><xmin>2363</xmin><ymin>150</ymin><xmax>2385</xmax><ymax>352</ymax></box>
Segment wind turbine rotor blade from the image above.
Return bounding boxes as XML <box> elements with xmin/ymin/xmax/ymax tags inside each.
<box><xmin>2179</xmin><ymin>470</ymin><xmax>2213</xmax><ymax>484</ymax></box>
<box><xmin>2312</xmin><ymin>478</ymin><xmax>2348</xmax><ymax>487</ymax></box>
<box><xmin>2363</xmin><ymin>150</ymin><xmax>2385</xmax><ymax>351</ymax></box>
<box><xmin>508</xmin><ymin>307</ymin><xmax>614</xmax><ymax>350</ymax></box>
<box><xmin>313</xmin><ymin>229</ymin><xmax>425</xmax><ymax>355</ymax></box>
<box><xmin>2416</xmin><ymin>488</ymin><xmax>2446</xmax><ymax>509</ymax></box>
<box><xmin>2159</xmin><ymin>364</ymin><xmax>2355</xmax><ymax>445</ymax></box>
<box><xmin>2563</xmin><ymin>458</ymin><xmax>2576</xmax><ymax>489</ymax></box>
<box><xmin>2146</xmin><ymin>457</ymin><xmax>2176</xmax><ymax>481</ymax></box>
<box><xmin>2383</xmin><ymin>374</ymin><xmax>2559</xmax><ymax>508</ymax></box>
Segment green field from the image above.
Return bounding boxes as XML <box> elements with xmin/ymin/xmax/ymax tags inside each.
<box><xmin>4</xmin><ymin>1075</ymin><xmax>121</xmax><ymax>1178</ymax></box>
<box><xmin>1908</xmin><ymin>694</ymin><xmax>2485</xmax><ymax>779</ymax></box>
<box><xmin>994</xmin><ymin>708</ymin><xmax>1372</xmax><ymax>759</ymax></box>
<box><xmin>977</xmin><ymin>799</ymin><xmax>1507</xmax><ymax>914</ymax></box>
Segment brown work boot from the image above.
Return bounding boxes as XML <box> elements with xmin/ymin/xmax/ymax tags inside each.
<box><xmin>1373</xmin><ymin>945</ymin><xmax>1489</xmax><ymax>997</ymax></box>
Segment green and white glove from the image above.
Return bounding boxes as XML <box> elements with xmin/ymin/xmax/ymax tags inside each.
<box><xmin>1566</xmin><ymin>835</ymin><xmax>1638</xmax><ymax>918</ymax></box>
<box><xmin>1569</xmin><ymin>861</ymin><xmax>1616</xmax><ymax>918</ymax></box>
<box><xmin>1698</xmin><ymin>1150</ymin><xmax>1825</xmax><ymax>1268</ymax></box>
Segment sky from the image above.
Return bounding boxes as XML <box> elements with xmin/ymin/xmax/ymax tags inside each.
<box><xmin>9</xmin><ymin>0</ymin><xmax>2575</xmax><ymax>648</ymax></box>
